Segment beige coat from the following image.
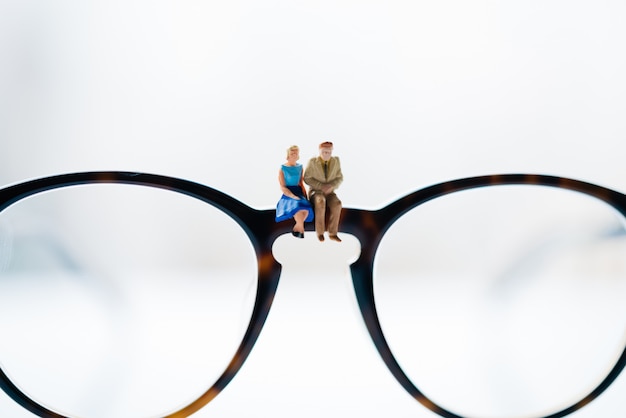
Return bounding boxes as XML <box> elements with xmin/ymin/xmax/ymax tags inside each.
<box><xmin>303</xmin><ymin>156</ymin><xmax>343</xmax><ymax>193</ymax></box>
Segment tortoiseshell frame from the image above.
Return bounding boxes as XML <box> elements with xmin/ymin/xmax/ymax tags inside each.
<box><xmin>0</xmin><ymin>172</ymin><xmax>625</xmax><ymax>418</ymax></box>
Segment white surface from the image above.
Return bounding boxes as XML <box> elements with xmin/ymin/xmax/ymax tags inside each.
<box><xmin>1</xmin><ymin>1</ymin><xmax>625</xmax><ymax>417</ymax></box>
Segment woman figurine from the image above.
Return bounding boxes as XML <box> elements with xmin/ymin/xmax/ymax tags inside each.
<box><xmin>275</xmin><ymin>145</ymin><xmax>314</xmax><ymax>238</ymax></box>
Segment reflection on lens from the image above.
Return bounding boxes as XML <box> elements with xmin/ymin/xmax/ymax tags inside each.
<box><xmin>374</xmin><ymin>186</ymin><xmax>626</xmax><ymax>418</ymax></box>
<box><xmin>0</xmin><ymin>184</ymin><xmax>257</xmax><ymax>418</ymax></box>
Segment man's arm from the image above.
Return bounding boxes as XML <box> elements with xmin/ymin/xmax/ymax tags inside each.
<box><xmin>303</xmin><ymin>159</ymin><xmax>324</xmax><ymax>190</ymax></box>
<box><xmin>328</xmin><ymin>157</ymin><xmax>344</xmax><ymax>190</ymax></box>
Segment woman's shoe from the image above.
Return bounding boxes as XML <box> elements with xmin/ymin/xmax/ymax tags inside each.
<box><xmin>292</xmin><ymin>231</ymin><xmax>305</xmax><ymax>239</ymax></box>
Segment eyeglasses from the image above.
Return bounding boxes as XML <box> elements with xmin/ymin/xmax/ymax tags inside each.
<box><xmin>0</xmin><ymin>171</ymin><xmax>625</xmax><ymax>418</ymax></box>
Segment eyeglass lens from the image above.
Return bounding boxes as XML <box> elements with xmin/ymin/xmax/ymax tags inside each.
<box><xmin>0</xmin><ymin>184</ymin><xmax>258</xmax><ymax>418</ymax></box>
<box><xmin>374</xmin><ymin>185</ymin><xmax>626</xmax><ymax>418</ymax></box>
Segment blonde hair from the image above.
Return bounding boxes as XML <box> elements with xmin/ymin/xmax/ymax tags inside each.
<box><xmin>286</xmin><ymin>145</ymin><xmax>299</xmax><ymax>159</ymax></box>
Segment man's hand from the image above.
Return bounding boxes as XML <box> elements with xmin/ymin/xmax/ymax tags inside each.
<box><xmin>322</xmin><ymin>184</ymin><xmax>334</xmax><ymax>195</ymax></box>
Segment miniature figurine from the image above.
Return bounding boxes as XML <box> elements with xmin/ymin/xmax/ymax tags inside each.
<box><xmin>304</xmin><ymin>141</ymin><xmax>343</xmax><ymax>242</ymax></box>
<box><xmin>275</xmin><ymin>145</ymin><xmax>314</xmax><ymax>238</ymax></box>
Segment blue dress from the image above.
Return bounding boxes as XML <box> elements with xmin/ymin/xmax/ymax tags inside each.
<box><xmin>275</xmin><ymin>164</ymin><xmax>314</xmax><ymax>222</ymax></box>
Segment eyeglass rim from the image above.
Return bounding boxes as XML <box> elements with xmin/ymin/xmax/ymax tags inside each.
<box><xmin>346</xmin><ymin>174</ymin><xmax>626</xmax><ymax>418</ymax></box>
<box><xmin>0</xmin><ymin>171</ymin><xmax>625</xmax><ymax>418</ymax></box>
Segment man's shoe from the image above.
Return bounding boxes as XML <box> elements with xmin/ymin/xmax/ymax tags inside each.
<box><xmin>318</xmin><ymin>234</ymin><xmax>325</xmax><ymax>242</ymax></box>
<box><xmin>329</xmin><ymin>235</ymin><xmax>342</xmax><ymax>242</ymax></box>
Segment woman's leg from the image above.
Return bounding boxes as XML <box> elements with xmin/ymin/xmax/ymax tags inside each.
<box><xmin>293</xmin><ymin>209</ymin><xmax>308</xmax><ymax>233</ymax></box>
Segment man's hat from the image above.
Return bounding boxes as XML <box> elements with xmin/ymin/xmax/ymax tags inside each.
<box><xmin>319</xmin><ymin>141</ymin><xmax>333</xmax><ymax>148</ymax></box>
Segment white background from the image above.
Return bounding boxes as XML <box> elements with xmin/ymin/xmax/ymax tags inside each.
<box><xmin>1</xmin><ymin>1</ymin><xmax>625</xmax><ymax>417</ymax></box>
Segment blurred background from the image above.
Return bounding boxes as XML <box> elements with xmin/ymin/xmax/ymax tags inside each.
<box><xmin>0</xmin><ymin>1</ymin><xmax>625</xmax><ymax>417</ymax></box>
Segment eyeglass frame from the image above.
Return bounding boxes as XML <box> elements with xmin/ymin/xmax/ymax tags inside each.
<box><xmin>0</xmin><ymin>171</ymin><xmax>625</xmax><ymax>418</ymax></box>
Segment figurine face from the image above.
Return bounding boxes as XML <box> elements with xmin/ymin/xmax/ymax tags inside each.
<box><xmin>287</xmin><ymin>148</ymin><xmax>300</xmax><ymax>163</ymax></box>
<box><xmin>319</xmin><ymin>147</ymin><xmax>333</xmax><ymax>161</ymax></box>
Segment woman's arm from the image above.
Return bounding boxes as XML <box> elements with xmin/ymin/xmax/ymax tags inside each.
<box><xmin>278</xmin><ymin>169</ymin><xmax>300</xmax><ymax>199</ymax></box>
<box><xmin>299</xmin><ymin>173</ymin><xmax>308</xmax><ymax>199</ymax></box>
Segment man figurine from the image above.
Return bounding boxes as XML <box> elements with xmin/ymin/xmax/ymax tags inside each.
<box><xmin>304</xmin><ymin>141</ymin><xmax>343</xmax><ymax>242</ymax></box>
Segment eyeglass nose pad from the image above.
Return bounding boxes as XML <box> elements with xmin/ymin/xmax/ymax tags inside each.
<box><xmin>271</xmin><ymin>233</ymin><xmax>361</xmax><ymax>269</ymax></box>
